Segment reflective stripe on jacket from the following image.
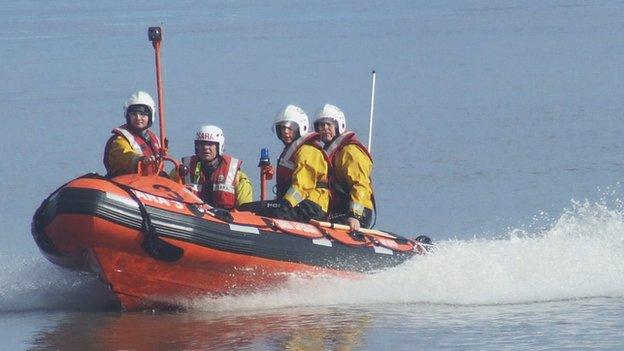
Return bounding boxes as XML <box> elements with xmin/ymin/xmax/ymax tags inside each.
<box><xmin>276</xmin><ymin>133</ymin><xmax>330</xmax><ymax>212</ymax></box>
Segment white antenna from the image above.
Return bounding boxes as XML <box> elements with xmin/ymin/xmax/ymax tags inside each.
<box><xmin>367</xmin><ymin>70</ymin><xmax>376</xmax><ymax>152</ymax></box>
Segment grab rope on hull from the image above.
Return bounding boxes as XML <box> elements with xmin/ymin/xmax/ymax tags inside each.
<box><xmin>93</xmin><ymin>173</ymin><xmax>185</xmax><ymax>262</ymax></box>
<box><xmin>35</xmin><ymin>173</ymin><xmax>184</xmax><ymax>262</ymax></box>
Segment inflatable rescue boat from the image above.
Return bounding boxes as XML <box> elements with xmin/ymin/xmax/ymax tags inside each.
<box><xmin>32</xmin><ymin>172</ymin><xmax>431</xmax><ymax>310</ymax></box>
<box><xmin>31</xmin><ymin>26</ymin><xmax>432</xmax><ymax>310</ymax></box>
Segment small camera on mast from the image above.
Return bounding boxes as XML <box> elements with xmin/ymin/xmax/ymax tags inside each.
<box><xmin>148</xmin><ymin>27</ymin><xmax>162</xmax><ymax>42</ymax></box>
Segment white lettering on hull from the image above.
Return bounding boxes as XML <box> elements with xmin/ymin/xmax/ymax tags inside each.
<box><xmin>131</xmin><ymin>190</ymin><xmax>184</xmax><ymax>209</ymax></box>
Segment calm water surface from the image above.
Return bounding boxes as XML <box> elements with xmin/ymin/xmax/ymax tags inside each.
<box><xmin>4</xmin><ymin>299</ymin><xmax>622</xmax><ymax>350</ymax></box>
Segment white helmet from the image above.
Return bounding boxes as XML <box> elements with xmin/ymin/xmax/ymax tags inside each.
<box><xmin>314</xmin><ymin>103</ymin><xmax>346</xmax><ymax>135</ymax></box>
<box><xmin>274</xmin><ymin>104</ymin><xmax>309</xmax><ymax>137</ymax></box>
<box><xmin>123</xmin><ymin>91</ymin><xmax>156</xmax><ymax>127</ymax></box>
<box><xmin>195</xmin><ymin>125</ymin><xmax>225</xmax><ymax>155</ymax></box>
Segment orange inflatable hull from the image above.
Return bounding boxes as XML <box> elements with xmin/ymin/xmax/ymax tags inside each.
<box><xmin>32</xmin><ymin>173</ymin><xmax>426</xmax><ymax>310</ymax></box>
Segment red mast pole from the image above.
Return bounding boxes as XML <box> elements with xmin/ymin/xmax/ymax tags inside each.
<box><xmin>148</xmin><ymin>26</ymin><xmax>167</xmax><ymax>157</ymax></box>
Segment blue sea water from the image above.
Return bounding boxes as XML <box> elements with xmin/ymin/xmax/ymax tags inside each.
<box><xmin>1</xmin><ymin>1</ymin><xmax>623</xmax><ymax>349</ymax></box>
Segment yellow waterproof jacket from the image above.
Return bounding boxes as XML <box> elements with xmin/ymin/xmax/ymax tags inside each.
<box><xmin>103</xmin><ymin>126</ymin><xmax>160</xmax><ymax>177</ymax></box>
<box><xmin>233</xmin><ymin>171</ymin><xmax>253</xmax><ymax>207</ymax></box>
<box><xmin>331</xmin><ymin>140</ymin><xmax>374</xmax><ymax>216</ymax></box>
<box><xmin>105</xmin><ymin>135</ymin><xmax>142</xmax><ymax>177</ymax></box>
<box><xmin>283</xmin><ymin>144</ymin><xmax>330</xmax><ymax>213</ymax></box>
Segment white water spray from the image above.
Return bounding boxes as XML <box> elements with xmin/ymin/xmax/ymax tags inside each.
<box><xmin>188</xmin><ymin>200</ymin><xmax>624</xmax><ymax>312</ymax></box>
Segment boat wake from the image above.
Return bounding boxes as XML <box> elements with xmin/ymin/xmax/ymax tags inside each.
<box><xmin>186</xmin><ymin>199</ymin><xmax>624</xmax><ymax>311</ymax></box>
<box><xmin>3</xmin><ymin>200</ymin><xmax>623</xmax><ymax>313</ymax></box>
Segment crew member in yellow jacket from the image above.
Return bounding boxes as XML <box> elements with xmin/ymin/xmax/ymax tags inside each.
<box><xmin>313</xmin><ymin>104</ymin><xmax>374</xmax><ymax>231</ymax></box>
<box><xmin>260</xmin><ymin>104</ymin><xmax>330</xmax><ymax>222</ymax></box>
<box><xmin>103</xmin><ymin>91</ymin><xmax>161</xmax><ymax>177</ymax></box>
<box><xmin>173</xmin><ymin>125</ymin><xmax>253</xmax><ymax>210</ymax></box>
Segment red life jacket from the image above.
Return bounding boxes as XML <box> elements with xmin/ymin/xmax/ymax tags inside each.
<box><xmin>181</xmin><ymin>154</ymin><xmax>241</xmax><ymax>209</ymax></box>
<box><xmin>275</xmin><ymin>132</ymin><xmax>328</xmax><ymax>198</ymax></box>
<box><xmin>323</xmin><ymin>131</ymin><xmax>373</xmax><ymax>213</ymax></box>
<box><xmin>103</xmin><ymin>124</ymin><xmax>161</xmax><ymax>176</ymax></box>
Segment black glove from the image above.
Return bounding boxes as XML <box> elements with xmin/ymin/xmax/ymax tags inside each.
<box><xmin>237</xmin><ymin>201</ymin><xmax>265</xmax><ymax>213</ymax></box>
<box><xmin>348</xmin><ymin>208</ymin><xmax>373</xmax><ymax>229</ymax></box>
<box><xmin>348</xmin><ymin>210</ymin><xmax>365</xmax><ymax>223</ymax></box>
